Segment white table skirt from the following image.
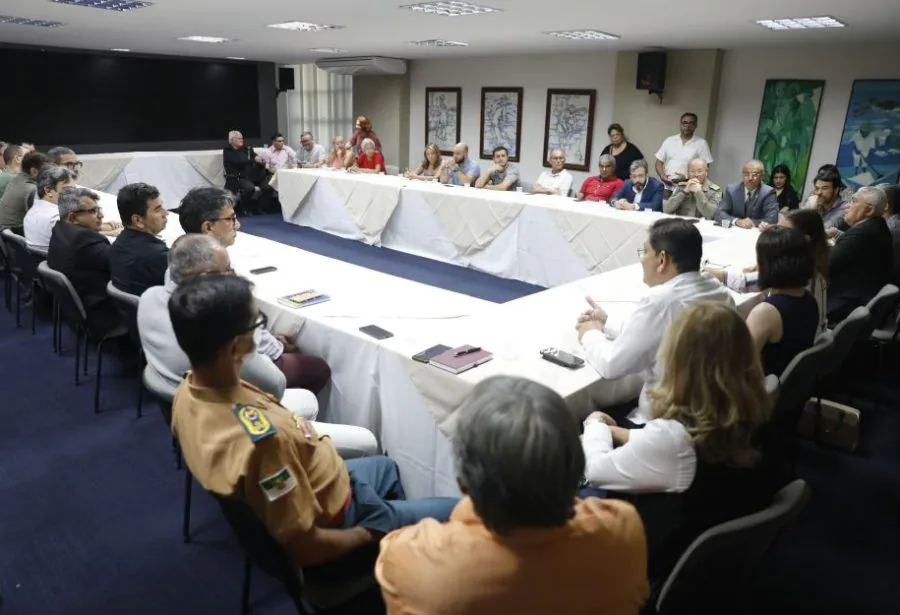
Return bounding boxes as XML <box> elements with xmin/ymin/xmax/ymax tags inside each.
<box><xmin>275</xmin><ymin>169</ymin><xmax>739</xmax><ymax>288</ymax></box>
<box><xmin>79</xmin><ymin>150</ymin><xmax>228</xmax><ymax>211</ymax></box>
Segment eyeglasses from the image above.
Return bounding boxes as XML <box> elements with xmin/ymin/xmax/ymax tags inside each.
<box><xmin>242</xmin><ymin>311</ymin><xmax>268</xmax><ymax>334</ymax></box>
<box><xmin>637</xmin><ymin>247</ymin><xmax>646</xmax><ymax>259</ymax></box>
<box><xmin>75</xmin><ymin>207</ymin><xmax>101</xmax><ymax>216</ymax></box>
<box><xmin>215</xmin><ymin>213</ymin><xmax>239</xmax><ymax>224</ymax></box>
<box><xmin>63</xmin><ymin>161</ymin><xmax>84</xmax><ymax>170</ymax></box>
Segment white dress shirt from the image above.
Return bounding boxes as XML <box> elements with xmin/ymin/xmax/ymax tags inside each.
<box><xmin>655</xmin><ymin>134</ymin><xmax>714</xmax><ymax>177</ymax></box>
<box><xmin>23</xmin><ymin>198</ymin><xmax>59</xmax><ymax>250</ymax></box>
<box><xmin>581</xmin><ymin>271</ymin><xmax>734</xmax><ymax>424</ymax></box>
<box><xmin>534</xmin><ymin>169</ymin><xmax>573</xmax><ymax>196</ymax></box>
<box><xmin>582</xmin><ymin>418</ymin><xmax>696</xmax><ymax>492</ymax></box>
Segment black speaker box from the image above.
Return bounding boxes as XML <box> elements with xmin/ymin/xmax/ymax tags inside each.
<box><xmin>636</xmin><ymin>52</ymin><xmax>666</xmax><ymax>93</ymax></box>
<box><xmin>278</xmin><ymin>67</ymin><xmax>295</xmax><ymax>91</ymax></box>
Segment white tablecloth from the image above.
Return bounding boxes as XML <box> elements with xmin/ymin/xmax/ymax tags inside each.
<box><xmin>274</xmin><ymin>169</ymin><xmax>738</xmax><ymax>288</ymax></box>
<box><xmin>80</xmin><ymin>150</ymin><xmax>228</xmax><ymax>211</ymax></box>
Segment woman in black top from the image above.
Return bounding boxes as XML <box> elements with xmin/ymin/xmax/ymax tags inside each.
<box><xmin>600</xmin><ymin>123</ymin><xmax>643</xmax><ymax>181</ymax></box>
<box><xmin>769</xmin><ymin>164</ymin><xmax>800</xmax><ymax>212</ymax></box>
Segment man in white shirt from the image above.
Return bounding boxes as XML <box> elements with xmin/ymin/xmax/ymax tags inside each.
<box><xmin>296</xmin><ymin>131</ymin><xmax>327</xmax><ymax>168</ymax></box>
<box><xmin>654</xmin><ymin>113</ymin><xmax>714</xmax><ymax>188</ymax></box>
<box><xmin>531</xmin><ymin>148</ymin><xmax>573</xmax><ymax>196</ymax></box>
<box><xmin>23</xmin><ymin>166</ymin><xmax>75</xmax><ymax>250</ymax></box>
<box><xmin>575</xmin><ymin>218</ymin><xmax>734</xmax><ymax>426</ymax></box>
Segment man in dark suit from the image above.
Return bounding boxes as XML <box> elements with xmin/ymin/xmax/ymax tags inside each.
<box><xmin>611</xmin><ymin>159</ymin><xmax>665</xmax><ymax>212</ymax></box>
<box><xmin>222</xmin><ymin>130</ymin><xmax>271</xmax><ymax>214</ymax></box>
<box><xmin>109</xmin><ymin>182</ymin><xmax>170</xmax><ymax>297</ymax></box>
<box><xmin>828</xmin><ymin>186</ymin><xmax>893</xmax><ymax>324</ymax></box>
<box><xmin>714</xmin><ymin>160</ymin><xmax>779</xmax><ymax>228</ymax></box>
<box><xmin>47</xmin><ymin>186</ymin><xmax>119</xmax><ymax>334</ymax></box>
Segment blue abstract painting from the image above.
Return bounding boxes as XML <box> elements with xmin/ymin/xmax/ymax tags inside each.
<box><xmin>836</xmin><ymin>80</ymin><xmax>900</xmax><ymax>189</ymax></box>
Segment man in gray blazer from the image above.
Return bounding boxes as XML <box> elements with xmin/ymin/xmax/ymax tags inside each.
<box><xmin>714</xmin><ymin>160</ymin><xmax>779</xmax><ymax>228</ymax></box>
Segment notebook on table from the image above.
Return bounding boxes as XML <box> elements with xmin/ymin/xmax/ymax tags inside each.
<box><xmin>428</xmin><ymin>344</ymin><xmax>493</xmax><ymax>375</ymax></box>
<box><xmin>277</xmin><ymin>290</ymin><xmax>330</xmax><ymax>309</ymax></box>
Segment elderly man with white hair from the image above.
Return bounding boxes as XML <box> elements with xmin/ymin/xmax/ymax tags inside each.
<box><xmin>714</xmin><ymin>159</ymin><xmax>778</xmax><ymax>228</ymax></box>
<box><xmin>531</xmin><ymin>148</ymin><xmax>573</xmax><ymax>196</ymax></box>
<box><xmin>663</xmin><ymin>157</ymin><xmax>722</xmax><ymax>219</ymax></box>
<box><xmin>827</xmin><ymin>185</ymin><xmax>894</xmax><ymax>323</ymax></box>
<box><xmin>137</xmin><ymin>233</ymin><xmax>378</xmax><ymax>458</ymax></box>
<box><xmin>222</xmin><ymin>129</ymin><xmax>267</xmax><ymax>214</ymax></box>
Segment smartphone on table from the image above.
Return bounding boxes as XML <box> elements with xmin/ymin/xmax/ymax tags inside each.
<box><xmin>539</xmin><ymin>347</ymin><xmax>585</xmax><ymax>369</ymax></box>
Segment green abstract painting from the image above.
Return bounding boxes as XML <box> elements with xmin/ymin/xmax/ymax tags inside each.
<box><xmin>753</xmin><ymin>79</ymin><xmax>825</xmax><ymax>193</ymax></box>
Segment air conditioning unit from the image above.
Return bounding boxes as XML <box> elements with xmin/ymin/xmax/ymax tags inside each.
<box><xmin>315</xmin><ymin>57</ymin><xmax>407</xmax><ymax>76</ymax></box>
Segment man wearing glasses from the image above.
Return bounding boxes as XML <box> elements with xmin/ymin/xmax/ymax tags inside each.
<box><xmin>574</xmin><ymin>219</ymin><xmax>733</xmax><ymax>427</ymax></box>
<box><xmin>714</xmin><ymin>160</ymin><xmax>778</xmax><ymax>228</ymax></box>
<box><xmin>531</xmin><ymin>149</ymin><xmax>574</xmax><ymax>196</ymax></box>
<box><xmin>47</xmin><ymin>186</ymin><xmax>120</xmax><ymax>334</ymax></box>
<box><xmin>654</xmin><ymin>113</ymin><xmax>713</xmax><ymax>194</ymax></box>
<box><xmin>48</xmin><ymin>146</ymin><xmax>82</xmax><ymax>182</ymax></box>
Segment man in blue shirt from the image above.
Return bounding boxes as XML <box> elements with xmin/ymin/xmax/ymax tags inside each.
<box><xmin>440</xmin><ymin>142</ymin><xmax>481</xmax><ymax>187</ymax></box>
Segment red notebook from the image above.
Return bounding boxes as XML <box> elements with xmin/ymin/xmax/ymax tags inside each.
<box><xmin>429</xmin><ymin>344</ymin><xmax>493</xmax><ymax>375</ymax></box>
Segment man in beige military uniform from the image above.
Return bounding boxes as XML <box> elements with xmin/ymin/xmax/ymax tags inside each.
<box><xmin>169</xmin><ymin>274</ymin><xmax>457</xmax><ymax>570</ymax></box>
<box><xmin>663</xmin><ymin>157</ymin><xmax>721</xmax><ymax>219</ymax></box>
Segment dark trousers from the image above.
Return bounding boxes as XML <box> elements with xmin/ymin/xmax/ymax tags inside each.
<box><xmin>274</xmin><ymin>352</ymin><xmax>331</xmax><ymax>395</ymax></box>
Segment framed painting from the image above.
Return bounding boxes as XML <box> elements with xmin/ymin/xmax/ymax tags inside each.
<box><xmin>752</xmin><ymin>79</ymin><xmax>825</xmax><ymax>194</ymax></box>
<box><xmin>425</xmin><ymin>87</ymin><xmax>461</xmax><ymax>155</ymax></box>
<box><xmin>542</xmin><ymin>88</ymin><xmax>597</xmax><ymax>172</ymax></box>
<box><xmin>836</xmin><ymin>79</ymin><xmax>900</xmax><ymax>189</ymax></box>
<box><xmin>479</xmin><ymin>87</ymin><xmax>524</xmax><ymax>162</ymax></box>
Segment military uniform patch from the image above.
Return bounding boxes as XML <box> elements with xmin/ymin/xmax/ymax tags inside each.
<box><xmin>259</xmin><ymin>467</ymin><xmax>298</xmax><ymax>502</ymax></box>
<box><xmin>233</xmin><ymin>404</ymin><xmax>277</xmax><ymax>443</ymax></box>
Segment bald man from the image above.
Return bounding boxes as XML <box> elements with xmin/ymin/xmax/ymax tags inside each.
<box><xmin>439</xmin><ymin>142</ymin><xmax>481</xmax><ymax>187</ymax></box>
<box><xmin>532</xmin><ymin>149</ymin><xmax>573</xmax><ymax>196</ymax></box>
<box><xmin>714</xmin><ymin>160</ymin><xmax>778</xmax><ymax>228</ymax></box>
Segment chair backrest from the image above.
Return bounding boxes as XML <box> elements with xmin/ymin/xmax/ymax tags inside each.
<box><xmin>36</xmin><ymin>261</ymin><xmax>88</xmax><ymax>325</ymax></box>
<box><xmin>822</xmin><ymin>306</ymin><xmax>871</xmax><ymax>376</ymax></box>
<box><xmin>210</xmin><ymin>492</ymin><xmax>307</xmax><ymax>611</ymax></box>
<box><xmin>861</xmin><ymin>284</ymin><xmax>900</xmax><ymax>340</ymax></box>
<box><xmin>655</xmin><ymin>479</ymin><xmax>811</xmax><ymax>614</ymax></box>
<box><xmin>107</xmin><ymin>282</ymin><xmax>142</xmax><ymax>345</ymax></box>
<box><xmin>773</xmin><ymin>332</ymin><xmax>834</xmax><ymax>422</ymax></box>
<box><xmin>2</xmin><ymin>229</ymin><xmax>43</xmax><ymax>281</ymax></box>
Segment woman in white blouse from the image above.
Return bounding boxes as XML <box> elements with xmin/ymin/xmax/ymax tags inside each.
<box><xmin>582</xmin><ymin>301</ymin><xmax>771</xmax><ymax>492</ymax></box>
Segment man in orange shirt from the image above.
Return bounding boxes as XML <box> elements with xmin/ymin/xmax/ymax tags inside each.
<box><xmin>376</xmin><ymin>375</ymin><xmax>649</xmax><ymax>615</ymax></box>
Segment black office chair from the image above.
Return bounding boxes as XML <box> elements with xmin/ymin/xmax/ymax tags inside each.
<box><xmin>0</xmin><ymin>231</ymin><xmax>12</xmax><ymax>311</ymax></box>
<box><xmin>106</xmin><ymin>282</ymin><xmax>145</xmax><ymax>418</ymax></box>
<box><xmin>650</xmin><ymin>479</ymin><xmax>811</xmax><ymax>615</ymax></box>
<box><xmin>1</xmin><ymin>229</ymin><xmax>43</xmax><ymax>331</ymax></box>
<box><xmin>36</xmin><ymin>262</ymin><xmax>128</xmax><ymax>411</ymax></box>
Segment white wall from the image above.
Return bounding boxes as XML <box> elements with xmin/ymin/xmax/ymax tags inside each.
<box><xmin>354</xmin><ymin>75</ymin><xmax>411</xmax><ymax>171</ymax></box>
<box><xmin>714</xmin><ymin>44</ymin><xmax>900</xmax><ymax>193</ymax></box>
<box><xmin>408</xmin><ymin>52</ymin><xmax>618</xmax><ymax>188</ymax></box>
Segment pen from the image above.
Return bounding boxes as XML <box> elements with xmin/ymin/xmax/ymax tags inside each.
<box><xmin>454</xmin><ymin>346</ymin><xmax>482</xmax><ymax>357</ymax></box>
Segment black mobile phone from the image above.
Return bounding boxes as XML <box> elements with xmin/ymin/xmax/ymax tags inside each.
<box><xmin>412</xmin><ymin>344</ymin><xmax>451</xmax><ymax>363</ymax></box>
<box><xmin>540</xmin><ymin>347</ymin><xmax>585</xmax><ymax>369</ymax></box>
<box><xmin>359</xmin><ymin>325</ymin><xmax>393</xmax><ymax>340</ymax></box>
<box><xmin>250</xmin><ymin>266</ymin><xmax>278</xmax><ymax>275</ymax></box>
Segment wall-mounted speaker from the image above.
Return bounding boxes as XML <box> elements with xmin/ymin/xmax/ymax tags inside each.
<box><xmin>278</xmin><ymin>67</ymin><xmax>295</xmax><ymax>91</ymax></box>
<box><xmin>636</xmin><ymin>52</ymin><xmax>666</xmax><ymax>94</ymax></box>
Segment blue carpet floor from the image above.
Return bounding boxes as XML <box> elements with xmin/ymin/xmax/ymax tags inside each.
<box><xmin>1</xmin><ymin>217</ymin><xmax>899</xmax><ymax>614</ymax></box>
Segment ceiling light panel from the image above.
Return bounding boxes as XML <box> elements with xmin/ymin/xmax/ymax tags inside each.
<box><xmin>0</xmin><ymin>15</ymin><xmax>65</xmax><ymax>28</ymax></box>
<box><xmin>756</xmin><ymin>16</ymin><xmax>846</xmax><ymax>30</ymax></box>
<box><xmin>177</xmin><ymin>36</ymin><xmax>233</xmax><ymax>43</ymax></box>
<box><xmin>51</xmin><ymin>0</ymin><xmax>153</xmax><ymax>11</ymax></box>
<box><xmin>399</xmin><ymin>1</ymin><xmax>499</xmax><ymax>17</ymax></box>
<box><xmin>309</xmin><ymin>48</ymin><xmax>350</xmax><ymax>54</ymax></box>
<box><xmin>267</xmin><ymin>22</ymin><xmax>344</xmax><ymax>32</ymax></box>
<box><xmin>409</xmin><ymin>39</ymin><xmax>469</xmax><ymax>47</ymax></box>
<box><xmin>544</xmin><ymin>29</ymin><xmax>620</xmax><ymax>41</ymax></box>
<box><xmin>110</xmin><ymin>48</ymin><xmax>131</xmax><ymax>51</ymax></box>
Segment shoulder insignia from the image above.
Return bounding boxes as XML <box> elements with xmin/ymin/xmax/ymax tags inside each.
<box><xmin>259</xmin><ymin>467</ymin><xmax>298</xmax><ymax>502</ymax></box>
<box><xmin>709</xmin><ymin>183</ymin><xmax>720</xmax><ymax>191</ymax></box>
<box><xmin>233</xmin><ymin>404</ymin><xmax>277</xmax><ymax>443</ymax></box>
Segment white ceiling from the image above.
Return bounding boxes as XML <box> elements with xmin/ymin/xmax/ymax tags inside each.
<box><xmin>1</xmin><ymin>0</ymin><xmax>898</xmax><ymax>65</ymax></box>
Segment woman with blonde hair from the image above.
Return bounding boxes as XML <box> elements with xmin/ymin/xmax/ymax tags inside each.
<box><xmin>404</xmin><ymin>143</ymin><xmax>442</xmax><ymax>180</ymax></box>
<box><xmin>326</xmin><ymin>136</ymin><xmax>349</xmax><ymax>169</ymax></box>
<box><xmin>582</xmin><ymin>301</ymin><xmax>780</xmax><ymax>578</ymax></box>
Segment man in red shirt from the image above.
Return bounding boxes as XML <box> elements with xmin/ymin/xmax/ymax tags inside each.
<box><xmin>578</xmin><ymin>154</ymin><xmax>624</xmax><ymax>203</ymax></box>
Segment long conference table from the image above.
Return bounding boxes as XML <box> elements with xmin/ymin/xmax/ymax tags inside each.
<box><xmin>273</xmin><ymin>169</ymin><xmax>742</xmax><ymax>288</ymax></box>
<box><xmin>93</xmin><ymin>184</ymin><xmax>760</xmax><ymax>499</ymax></box>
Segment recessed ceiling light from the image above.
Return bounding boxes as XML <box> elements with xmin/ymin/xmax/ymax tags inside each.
<box><xmin>177</xmin><ymin>36</ymin><xmax>233</xmax><ymax>43</ymax></box>
<box><xmin>226</xmin><ymin>56</ymin><xmax>246</xmax><ymax>60</ymax></box>
<box><xmin>409</xmin><ymin>39</ymin><xmax>468</xmax><ymax>47</ymax></box>
<box><xmin>309</xmin><ymin>47</ymin><xmax>349</xmax><ymax>54</ymax></box>
<box><xmin>110</xmin><ymin>48</ymin><xmax>131</xmax><ymax>52</ymax></box>
<box><xmin>267</xmin><ymin>21</ymin><xmax>343</xmax><ymax>32</ymax></box>
<box><xmin>544</xmin><ymin>29</ymin><xmax>620</xmax><ymax>41</ymax></box>
<box><xmin>0</xmin><ymin>14</ymin><xmax>65</xmax><ymax>27</ymax></box>
<box><xmin>399</xmin><ymin>1</ymin><xmax>499</xmax><ymax>17</ymax></box>
<box><xmin>756</xmin><ymin>16</ymin><xmax>846</xmax><ymax>30</ymax></box>
<box><xmin>51</xmin><ymin>0</ymin><xmax>153</xmax><ymax>11</ymax></box>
